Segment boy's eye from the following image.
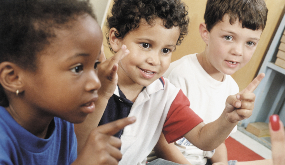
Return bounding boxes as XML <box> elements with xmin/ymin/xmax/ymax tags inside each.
<box><xmin>94</xmin><ymin>61</ymin><xmax>101</xmax><ymax>70</ymax></box>
<box><xmin>246</xmin><ymin>41</ymin><xmax>256</xmax><ymax>46</ymax></box>
<box><xmin>71</xmin><ymin>65</ymin><xmax>83</xmax><ymax>73</ymax></box>
<box><xmin>162</xmin><ymin>48</ymin><xmax>171</xmax><ymax>54</ymax></box>
<box><xmin>224</xmin><ymin>35</ymin><xmax>233</xmax><ymax>41</ymax></box>
<box><xmin>141</xmin><ymin>43</ymin><xmax>150</xmax><ymax>48</ymax></box>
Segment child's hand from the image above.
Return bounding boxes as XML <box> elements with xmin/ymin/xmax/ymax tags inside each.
<box><xmin>270</xmin><ymin>115</ymin><xmax>285</xmax><ymax>165</ymax></box>
<box><xmin>97</xmin><ymin>45</ymin><xmax>129</xmax><ymax>100</ymax></box>
<box><xmin>224</xmin><ymin>73</ymin><xmax>265</xmax><ymax>123</ymax></box>
<box><xmin>74</xmin><ymin>116</ymin><xmax>136</xmax><ymax>165</ymax></box>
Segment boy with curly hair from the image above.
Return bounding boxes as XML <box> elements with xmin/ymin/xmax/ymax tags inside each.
<box><xmin>76</xmin><ymin>0</ymin><xmax>263</xmax><ymax>164</ymax></box>
<box><xmin>154</xmin><ymin>0</ymin><xmax>272</xmax><ymax>165</ymax></box>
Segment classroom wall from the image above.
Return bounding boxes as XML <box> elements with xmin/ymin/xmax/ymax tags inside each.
<box><xmin>98</xmin><ymin>0</ymin><xmax>285</xmax><ymax>91</ymax></box>
<box><xmin>89</xmin><ymin>0</ymin><xmax>109</xmax><ymax>27</ymax></box>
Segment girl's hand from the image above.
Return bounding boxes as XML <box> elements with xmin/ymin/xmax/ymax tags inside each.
<box><xmin>270</xmin><ymin>115</ymin><xmax>285</xmax><ymax>165</ymax></box>
<box><xmin>73</xmin><ymin>116</ymin><xmax>136</xmax><ymax>165</ymax></box>
<box><xmin>97</xmin><ymin>45</ymin><xmax>129</xmax><ymax>100</ymax></box>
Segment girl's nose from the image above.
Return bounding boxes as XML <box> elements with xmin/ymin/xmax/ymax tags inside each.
<box><xmin>85</xmin><ymin>71</ymin><xmax>101</xmax><ymax>92</ymax></box>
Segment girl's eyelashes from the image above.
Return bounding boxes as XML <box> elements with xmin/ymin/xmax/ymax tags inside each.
<box><xmin>70</xmin><ymin>64</ymin><xmax>83</xmax><ymax>74</ymax></box>
<box><xmin>94</xmin><ymin>61</ymin><xmax>101</xmax><ymax>70</ymax></box>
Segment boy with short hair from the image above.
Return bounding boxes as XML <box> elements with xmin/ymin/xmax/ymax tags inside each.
<box><xmin>75</xmin><ymin>0</ymin><xmax>263</xmax><ymax>164</ymax></box>
<box><xmin>154</xmin><ymin>0</ymin><xmax>271</xmax><ymax>165</ymax></box>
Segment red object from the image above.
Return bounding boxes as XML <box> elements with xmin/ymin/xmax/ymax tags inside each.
<box><xmin>270</xmin><ymin>115</ymin><xmax>280</xmax><ymax>131</ymax></box>
<box><xmin>225</xmin><ymin>137</ymin><xmax>264</xmax><ymax>161</ymax></box>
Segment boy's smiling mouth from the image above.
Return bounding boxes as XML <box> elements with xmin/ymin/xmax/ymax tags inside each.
<box><xmin>139</xmin><ymin>67</ymin><xmax>156</xmax><ymax>79</ymax></box>
<box><xmin>140</xmin><ymin>68</ymin><xmax>155</xmax><ymax>75</ymax></box>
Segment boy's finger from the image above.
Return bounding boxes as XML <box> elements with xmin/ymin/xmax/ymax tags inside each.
<box><xmin>240</xmin><ymin>73</ymin><xmax>265</xmax><ymax>94</ymax></box>
<box><xmin>98</xmin><ymin>116</ymin><xmax>136</xmax><ymax>136</ymax></box>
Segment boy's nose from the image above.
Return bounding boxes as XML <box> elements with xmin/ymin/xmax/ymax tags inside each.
<box><xmin>146</xmin><ymin>52</ymin><xmax>161</xmax><ymax>66</ymax></box>
<box><xmin>85</xmin><ymin>71</ymin><xmax>101</xmax><ymax>92</ymax></box>
<box><xmin>232</xmin><ymin>43</ymin><xmax>243</xmax><ymax>56</ymax></box>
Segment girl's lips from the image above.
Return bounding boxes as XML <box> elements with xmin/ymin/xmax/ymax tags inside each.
<box><xmin>81</xmin><ymin>97</ymin><xmax>97</xmax><ymax>114</ymax></box>
<box><xmin>139</xmin><ymin>68</ymin><xmax>156</xmax><ymax>79</ymax></box>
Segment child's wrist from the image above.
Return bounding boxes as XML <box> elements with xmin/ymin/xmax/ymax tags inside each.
<box><xmin>97</xmin><ymin>90</ymin><xmax>113</xmax><ymax>101</ymax></box>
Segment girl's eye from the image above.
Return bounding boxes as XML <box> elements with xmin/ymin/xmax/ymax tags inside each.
<box><xmin>246</xmin><ymin>41</ymin><xmax>256</xmax><ymax>46</ymax></box>
<box><xmin>94</xmin><ymin>61</ymin><xmax>101</xmax><ymax>70</ymax></box>
<box><xmin>71</xmin><ymin>65</ymin><xmax>83</xmax><ymax>73</ymax></box>
<box><xmin>141</xmin><ymin>43</ymin><xmax>150</xmax><ymax>49</ymax></box>
<box><xmin>224</xmin><ymin>35</ymin><xmax>233</xmax><ymax>41</ymax></box>
<box><xmin>162</xmin><ymin>48</ymin><xmax>171</xmax><ymax>54</ymax></box>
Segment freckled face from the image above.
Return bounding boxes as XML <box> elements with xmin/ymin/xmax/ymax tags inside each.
<box><xmin>23</xmin><ymin>14</ymin><xmax>102</xmax><ymax>123</ymax></box>
<box><xmin>204</xmin><ymin>14</ymin><xmax>263</xmax><ymax>75</ymax></box>
<box><xmin>117</xmin><ymin>18</ymin><xmax>180</xmax><ymax>87</ymax></box>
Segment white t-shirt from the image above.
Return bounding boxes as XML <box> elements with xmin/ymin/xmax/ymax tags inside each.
<box><xmin>164</xmin><ymin>54</ymin><xmax>239</xmax><ymax>165</ymax></box>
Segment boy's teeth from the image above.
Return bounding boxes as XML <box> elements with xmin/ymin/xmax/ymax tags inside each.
<box><xmin>229</xmin><ymin>61</ymin><xmax>237</xmax><ymax>64</ymax></box>
<box><xmin>142</xmin><ymin>69</ymin><xmax>154</xmax><ymax>74</ymax></box>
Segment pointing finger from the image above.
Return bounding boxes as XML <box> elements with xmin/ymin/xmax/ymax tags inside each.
<box><xmin>240</xmin><ymin>73</ymin><xmax>265</xmax><ymax>94</ymax></box>
<box><xmin>98</xmin><ymin>116</ymin><xmax>136</xmax><ymax>136</ymax></box>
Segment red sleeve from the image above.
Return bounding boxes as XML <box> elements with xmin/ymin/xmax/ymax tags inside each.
<box><xmin>163</xmin><ymin>90</ymin><xmax>203</xmax><ymax>143</ymax></box>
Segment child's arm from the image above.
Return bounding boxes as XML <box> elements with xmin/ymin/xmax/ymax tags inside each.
<box><xmin>210</xmin><ymin>142</ymin><xmax>228</xmax><ymax>164</ymax></box>
<box><xmin>75</xmin><ymin>45</ymin><xmax>129</xmax><ymax>154</ymax></box>
<box><xmin>154</xmin><ymin>133</ymin><xmax>192</xmax><ymax>165</ymax></box>
<box><xmin>184</xmin><ymin>73</ymin><xmax>265</xmax><ymax>151</ymax></box>
<box><xmin>72</xmin><ymin>116</ymin><xmax>136</xmax><ymax>165</ymax></box>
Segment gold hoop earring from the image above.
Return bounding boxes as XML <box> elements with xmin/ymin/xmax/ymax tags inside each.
<box><xmin>16</xmin><ymin>90</ymin><xmax>19</xmax><ymax>96</ymax></box>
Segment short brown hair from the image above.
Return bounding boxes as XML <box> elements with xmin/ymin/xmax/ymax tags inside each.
<box><xmin>204</xmin><ymin>0</ymin><xmax>268</xmax><ymax>32</ymax></box>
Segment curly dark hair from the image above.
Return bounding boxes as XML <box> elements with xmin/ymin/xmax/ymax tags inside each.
<box><xmin>204</xmin><ymin>0</ymin><xmax>268</xmax><ymax>32</ymax></box>
<box><xmin>107</xmin><ymin>0</ymin><xmax>189</xmax><ymax>52</ymax></box>
<box><xmin>0</xmin><ymin>0</ymin><xmax>96</xmax><ymax>107</ymax></box>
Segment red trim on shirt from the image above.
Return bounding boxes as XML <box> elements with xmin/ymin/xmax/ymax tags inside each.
<box><xmin>163</xmin><ymin>90</ymin><xmax>203</xmax><ymax>143</ymax></box>
<box><xmin>160</xmin><ymin>77</ymin><xmax>165</xmax><ymax>85</ymax></box>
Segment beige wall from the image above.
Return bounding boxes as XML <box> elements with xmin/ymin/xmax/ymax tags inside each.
<box><xmin>90</xmin><ymin>0</ymin><xmax>109</xmax><ymax>27</ymax></box>
<box><xmin>100</xmin><ymin>0</ymin><xmax>285</xmax><ymax>91</ymax></box>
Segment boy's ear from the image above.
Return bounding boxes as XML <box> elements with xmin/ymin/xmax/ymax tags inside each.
<box><xmin>0</xmin><ymin>62</ymin><xmax>24</xmax><ymax>94</ymax></box>
<box><xmin>109</xmin><ymin>28</ymin><xmax>123</xmax><ymax>52</ymax></box>
<box><xmin>199</xmin><ymin>23</ymin><xmax>210</xmax><ymax>45</ymax></box>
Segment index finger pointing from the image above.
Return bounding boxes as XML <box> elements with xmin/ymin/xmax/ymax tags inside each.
<box><xmin>240</xmin><ymin>73</ymin><xmax>265</xmax><ymax>93</ymax></box>
<box><xmin>98</xmin><ymin>116</ymin><xmax>136</xmax><ymax>136</ymax></box>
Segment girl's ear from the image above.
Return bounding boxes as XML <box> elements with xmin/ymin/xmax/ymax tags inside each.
<box><xmin>109</xmin><ymin>28</ymin><xmax>123</xmax><ymax>52</ymax></box>
<box><xmin>0</xmin><ymin>62</ymin><xmax>24</xmax><ymax>94</ymax></box>
<box><xmin>199</xmin><ymin>23</ymin><xmax>210</xmax><ymax>45</ymax></box>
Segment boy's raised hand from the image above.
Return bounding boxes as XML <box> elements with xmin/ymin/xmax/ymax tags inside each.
<box><xmin>73</xmin><ymin>116</ymin><xmax>136</xmax><ymax>165</ymax></box>
<box><xmin>97</xmin><ymin>45</ymin><xmax>129</xmax><ymax>100</ymax></box>
<box><xmin>224</xmin><ymin>73</ymin><xmax>265</xmax><ymax>123</ymax></box>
